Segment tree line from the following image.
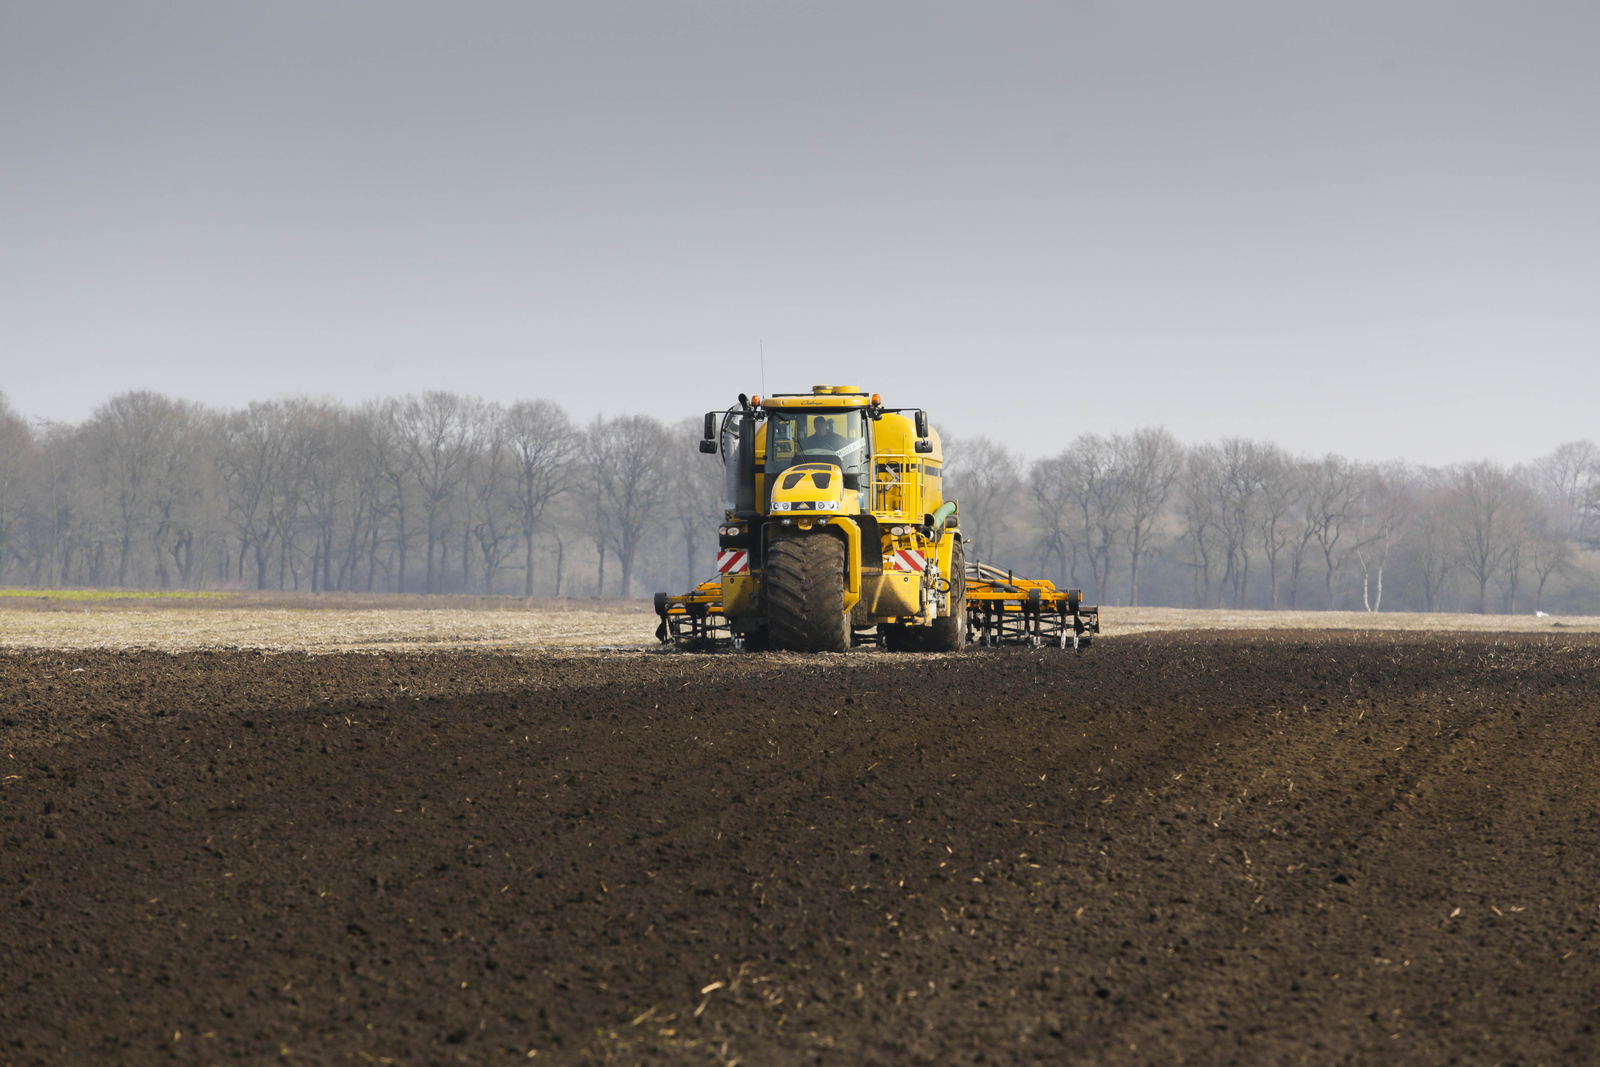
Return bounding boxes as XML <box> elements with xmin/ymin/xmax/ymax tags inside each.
<box><xmin>0</xmin><ymin>390</ymin><xmax>720</xmax><ymax>600</ymax></box>
<box><xmin>0</xmin><ymin>389</ymin><xmax>1596</xmax><ymax>613</ymax></box>
<box><xmin>947</xmin><ymin>430</ymin><xmax>1600</xmax><ymax>615</ymax></box>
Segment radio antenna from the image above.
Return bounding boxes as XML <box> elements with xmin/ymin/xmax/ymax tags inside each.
<box><xmin>759</xmin><ymin>340</ymin><xmax>767</xmax><ymax>398</ymax></box>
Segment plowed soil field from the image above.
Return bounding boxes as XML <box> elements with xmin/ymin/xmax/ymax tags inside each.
<box><xmin>4</xmin><ymin>632</ymin><xmax>1600</xmax><ymax>1065</ymax></box>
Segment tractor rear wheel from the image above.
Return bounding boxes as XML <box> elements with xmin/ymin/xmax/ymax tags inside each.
<box><xmin>766</xmin><ymin>532</ymin><xmax>851</xmax><ymax>653</ymax></box>
<box><xmin>924</xmin><ymin>537</ymin><xmax>967</xmax><ymax>652</ymax></box>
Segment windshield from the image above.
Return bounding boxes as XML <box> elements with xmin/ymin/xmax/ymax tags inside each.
<box><xmin>765</xmin><ymin>410</ymin><xmax>868</xmax><ymax>490</ymax></box>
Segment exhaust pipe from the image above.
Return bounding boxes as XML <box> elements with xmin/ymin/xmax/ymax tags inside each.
<box><xmin>735</xmin><ymin>412</ymin><xmax>757</xmax><ymax>518</ymax></box>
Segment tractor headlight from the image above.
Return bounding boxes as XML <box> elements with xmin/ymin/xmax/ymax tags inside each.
<box><xmin>771</xmin><ymin>500</ymin><xmax>791</xmax><ymax>511</ymax></box>
<box><xmin>891</xmin><ymin>525</ymin><xmax>906</xmax><ymax>535</ymax></box>
<box><xmin>815</xmin><ymin>500</ymin><xmax>839</xmax><ymax>511</ymax></box>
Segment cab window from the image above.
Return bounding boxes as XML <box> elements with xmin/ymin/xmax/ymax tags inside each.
<box><xmin>765</xmin><ymin>410</ymin><xmax>867</xmax><ymax>490</ymax></box>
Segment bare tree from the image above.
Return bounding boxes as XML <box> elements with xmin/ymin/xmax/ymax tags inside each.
<box><xmin>587</xmin><ymin>414</ymin><xmax>672</xmax><ymax>598</ymax></box>
<box><xmin>296</xmin><ymin>401</ymin><xmax>353</xmax><ymax>593</ymax></box>
<box><xmin>394</xmin><ymin>393</ymin><xmax>478</xmax><ymax>594</ymax></box>
<box><xmin>150</xmin><ymin>402</ymin><xmax>215</xmax><ymax>589</ymax></box>
<box><xmin>1295</xmin><ymin>455</ymin><xmax>1367</xmax><ymax>609</ymax></box>
<box><xmin>1115</xmin><ymin>427</ymin><xmax>1181</xmax><ymax>607</ymax></box>
<box><xmin>217</xmin><ymin>400</ymin><xmax>302</xmax><ymax>590</ymax></box>
<box><xmin>1353</xmin><ymin>463</ymin><xmax>1410</xmax><ymax>612</ymax></box>
<box><xmin>0</xmin><ymin>392</ymin><xmax>32</xmax><ymax>583</ymax></box>
<box><xmin>1493</xmin><ymin>474</ymin><xmax>1541</xmax><ymax>615</ymax></box>
<box><xmin>1177</xmin><ymin>444</ymin><xmax>1225</xmax><ymax>607</ymax></box>
<box><xmin>1528</xmin><ymin>503</ymin><xmax>1573</xmax><ymax>612</ymax></box>
<box><xmin>504</xmin><ymin>399</ymin><xmax>578</xmax><ymax>596</ymax></box>
<box><xmin>267</xmin><ymin>399</ymin><xmax>333</xmax><ymax>591</ymax></box>
<box><xmin>1026</xmin><ymin>452</ymin><xmax>1082</xmax><ymax>590</ymax></box>
<box><xmin>945</xmin><ymin>435</ymin><xmax>1023</xmax><ymax>563</ymax></box>
<box><xmin>1443</xmin><ymin>460</ymin><xmax>1529</xmax><ymax>614</ymax></box>
<box><xmin>1527</xmin><ymin>443</ymin><xmax>1594</xmax><ymax>609</ymax></box>
<box><xmin>83</xmin><ymin>392</ymin><xmax>160</xmax><ymax>586</ymax></box>
<box><xmin>1405</xmin><ymin>475</ymin><xmax>1455</xmax><ymax>612</ymax></box>
<box><xmin>82</xmin><ymin>391</ymin><xmax>213</xmax><ymax>587</ymax></box>
<box><xmin>463</xmin><ymin>404</ymin><xmax>520</xmax><ymax>594</ymax></box>
<box><xmin>1533</xmin><ymin>440</ymin><xmax>1600</xmax><ymax>546</ymax></box>
<box><xmin>1029</xmin><ymin>435</ymin><xmax>1124</xmax><ymax>603</ymax></box>
<box><xmin>670</xmin><ymin>417</ymin><xmax>726</xmax><ymax>589</ymax></box>
<box><xmin>1252</xmin><ymin>443</ymin><xmax>1300</xmax><ymax>609</ymax></box>
<box><xmin>1283</xmin><ymin>460</ymin><xmax>1321</xmax><ymax>609</ymax></box>
<box><xmin>1213</xmin><ymin>438</ymin><xmax>1270</xmax><ymax>608</ymax></box>
<box><xmin>20</xmin><ymin>422</ymin><xmax>96</xmax><ymax>587</ymax></box>
<box><xmin>357</xmin><ymin>399</ymin><xmax>412</xmax><ymax>592</ymax></box>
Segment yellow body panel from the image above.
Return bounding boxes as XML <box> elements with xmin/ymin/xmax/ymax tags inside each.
<box><xmin>760</xmin><ymin>394</ymin><xmax>871</xmax><ymax>410</ymax></box>
<box><xmin>720</xmin><ymin>572</ymin><xmax>756</xmax><ymax>615</ymax></box>
<box><xmin>833</xmin><ymin>516</ymin><xmax>862</xmax><ymax>613</ymax></box>
<box><xmin>767</xmin><ymin>462</ymin><xmax>849</xmax><ymax>511</ymax></box>
<box><xmin>862</xmin><ymin>570</ymin><xmax>925</xmax><ymax>619</ymax></box>
<box><xmin>867</xmin><ymin>413</ymin><xmax>942</xmax><ymax>521</ymax></box>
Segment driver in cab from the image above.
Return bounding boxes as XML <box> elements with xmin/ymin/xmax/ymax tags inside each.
<box><xmin>802</xmin><ymin>416</ymin><xmax>849</xmax><ymax>454</ymax></box>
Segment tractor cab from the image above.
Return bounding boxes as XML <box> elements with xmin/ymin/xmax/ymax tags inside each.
<box><xmin>765</xmin><ymin>409</ymin><xmax>869</xmax><ymax>492</ymax></box>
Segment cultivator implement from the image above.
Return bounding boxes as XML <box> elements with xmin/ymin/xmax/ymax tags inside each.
<box><xmin>964</xmin><ymin>560</ymin><xmax>1099</xmax><ymax>650</ymax></box>
<box><xmin>652</xmin><ymin>581</ymin><xmax>735</xmax><ymax>650</ymax></box>
<box><xmin>654</xmin><ymin>560</ymin><xmax>1098</xmax><ymax>652</ymax></box>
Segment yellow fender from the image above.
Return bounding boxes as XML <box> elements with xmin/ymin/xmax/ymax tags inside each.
<box><xmin>828</xmin><ymin>517</ymin><xmax>862</xmax><ymax>613</ymax></box>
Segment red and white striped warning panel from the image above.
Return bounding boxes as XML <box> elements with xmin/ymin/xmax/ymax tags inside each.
<box><xmin>716</xmin><ymin>550</ymin><xmax>750</xmax><ymax>574</ymax></box>
<box><xmin>889</xmin><ymin>549</ymin><xmax>926</xmax><ymax>572</ymax></box>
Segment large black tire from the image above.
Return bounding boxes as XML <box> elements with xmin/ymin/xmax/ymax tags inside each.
<box><xmin>924</xmin><ymin>537</ymin><xmax>967</xmax><ymax>652</ymax></box>
<box><xmin>766</xmin><ymin>532</ymin><xmax>852</xmax><ymax>653</ymax></box>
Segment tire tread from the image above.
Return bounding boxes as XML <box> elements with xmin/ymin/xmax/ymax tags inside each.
<box><xmin>766</xmin><ymin>533</ymin><xmax>850</xmax><ymax>653</ymax></box>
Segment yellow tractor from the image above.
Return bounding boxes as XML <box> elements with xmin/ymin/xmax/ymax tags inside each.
<box><xmin>654</xmin><ymin>386</ymin><xmax>1098</xmax><ymax>653</ymax></box>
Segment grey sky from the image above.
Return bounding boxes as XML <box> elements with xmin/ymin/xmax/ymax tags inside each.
<box><xmin>3</xmin><ymin>1</ymin><xmax>1596</xmax><ymax>466</ymax></box>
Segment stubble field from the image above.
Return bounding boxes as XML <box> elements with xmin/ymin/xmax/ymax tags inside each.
<box><xmin>1</xmin><ymin>591</ymin><xmax>1596</xmax><ymax>653</ymax></box>
<box><xmin>4</xmin><ymin>602</ymin><xmax>1600</xmax><ymax>1065</ymax></box>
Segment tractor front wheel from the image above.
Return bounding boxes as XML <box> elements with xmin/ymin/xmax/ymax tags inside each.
<box><xmin>766</xmin><ymin>532</ymin><xmax>851</xmax><ymax>653</ymax></box>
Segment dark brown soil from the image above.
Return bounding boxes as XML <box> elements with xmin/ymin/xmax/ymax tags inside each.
<box><xmin>4</xmin><ymin>632</ymin><xmax>1600</xmax><ymax>1065</ymax></box>
<box><xmin>0</xmin><ymin>592</ymin><xmax>654</xmax><ymax>613</ymax></box>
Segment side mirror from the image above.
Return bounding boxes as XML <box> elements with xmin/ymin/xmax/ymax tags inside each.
<box><xmin>914</xmin><ymin>440</ymin><xmax>933</xmax><ymax>454</ymax></box>
<box><xmin>698</xmin><ymin>439</ymin><xmax>718</xmax><ymax>454</ymax></box>
<box><xmin>703</xmin><ymin>412</ymin><xmax>717</xmax><ymax>441</ymax></box>
<box><xmin>914</xmin><ymin>410</ymin><xmax>929</xmax><ymax>438</ymax></box>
